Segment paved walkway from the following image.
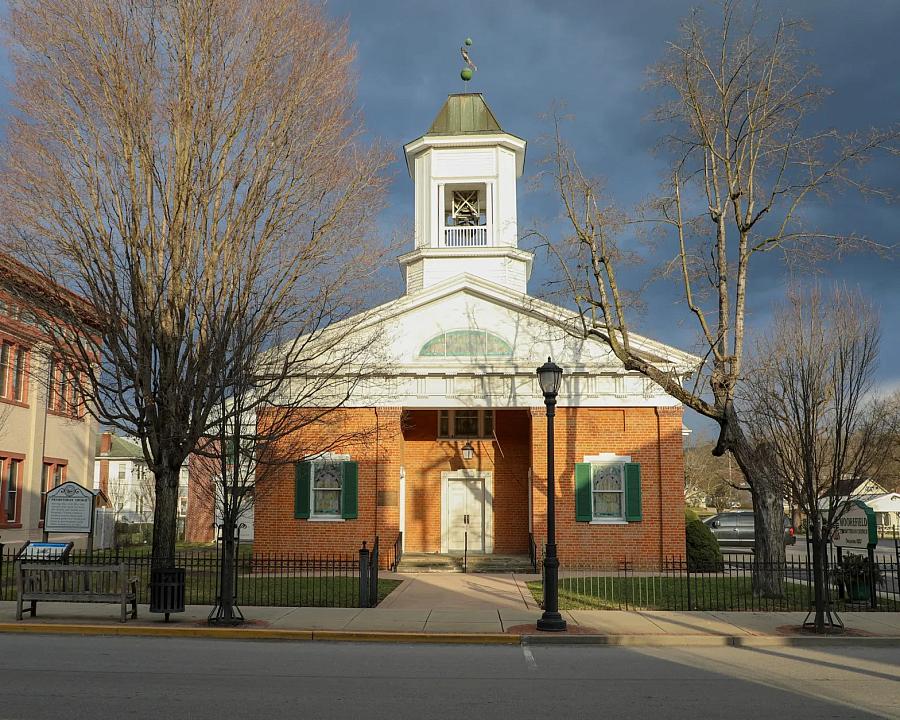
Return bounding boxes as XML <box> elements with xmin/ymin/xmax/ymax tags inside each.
<box><xmin>377</xmin><ymin>572</ymin><xmax>538</xmax><ymax>610</ymax></box>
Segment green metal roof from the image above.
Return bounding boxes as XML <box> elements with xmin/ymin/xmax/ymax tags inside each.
<box><xmin>427</xmin><ymin>93</ymin><xmax>503</xmax><ymax>135</ymax></box>
<box><xmin>96</xmin><ymin>434</ymin><xmax>143</xmax><ymax>459</ymax></box>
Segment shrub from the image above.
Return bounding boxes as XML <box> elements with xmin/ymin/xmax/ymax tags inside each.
<box><xmin>686</xmin><ymin>518</ymin><xmax>724</xmax><ymax>572</ymax></box>
<box><xmin>684</xmin><ymin>507</ymin><xmax>700</xmax><ymax>523</ymax></box>
<box><xmin>831</xmin><ymin>553</ymin><xmax>883</xmax><ymax>589</ymax></box>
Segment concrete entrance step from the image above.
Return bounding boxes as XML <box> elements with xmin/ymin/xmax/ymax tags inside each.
<box><xmin>397</xmin><ymin>553</ymin><xmax>535</xmax><ymax>574</ymax></box>
<box><xmin>464</xmin><ymin>555</ymin><xmax>535</xmax><ymax>573</ymax></box>
<box><xmin>396</xmin><ymin>554</ymin><xmax>463</xmax><ymax>573</ymax></box>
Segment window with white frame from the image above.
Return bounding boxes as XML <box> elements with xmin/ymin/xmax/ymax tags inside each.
<box><xmin>438</xmin><ymin>409</ymin><xmax>494</xmax><ymax>439</ymax></box>
<box><xmin>0</xmin><ymin>340</ymin><xmax>28</xmax><ymax>403</ymax></box>
<box><xmin>311</xmin><ymin>460</ymin><xmax>343</xmax><ymax>517</ymax></box>
<box><xmin>1</xmin><ymin>457</ymin><xmax>22</xmax><ymax>524</ymax></box>
<box><xmin>591</xmin><ymin>462</ymin><xmax>625</xmax><ymax>520</ymax></box>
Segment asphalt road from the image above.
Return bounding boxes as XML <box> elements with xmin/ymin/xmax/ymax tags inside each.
<box><xmin>719</xmin><ymin>538</ymin><xmax>899</xmax><ymax>561</ymax></box>
<box><xmin>0</xmin><ymin>635</ymin><xmax>898</xmax><ymax>719</ymax></box>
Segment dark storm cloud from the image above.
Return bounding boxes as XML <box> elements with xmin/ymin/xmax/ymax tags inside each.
<box><xmin>0</xmin><ymin>1</ymin><xmax>896</xmax><ymax>433</ymax></box>
<box><xmin>325</xmin><ymin>0</ymin><xmax>900</xmax><ymax>434</ymax></box>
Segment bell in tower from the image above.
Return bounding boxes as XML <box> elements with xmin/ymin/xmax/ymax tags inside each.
<box><xmin>399</xmin><ymin>92</ymin><xmax>532</xmax><ymax>295</ymax></box>
<box><xmin>449</xmin><ymin>189</ymin><xmax>483</xmax><ymax>227</ymax></box>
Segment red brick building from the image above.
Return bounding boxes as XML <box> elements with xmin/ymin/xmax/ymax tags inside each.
<box><xmin>251</xmin><ymin>94</ymin><xmax>696</xmax><ymax>570</ymax></box>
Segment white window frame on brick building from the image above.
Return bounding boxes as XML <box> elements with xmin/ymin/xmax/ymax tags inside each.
<box><xmin>294</xmin><ymin>453</ymin><xmax>357</xmax><ymax>523</ymax></box>
<box><xmin>591</xmin><ymin>462</ymin><xmax>626</xmax><ymax>521</ymax></box>
<box><xmin>576</xmin><ymin>454</ymin><xmax>642</xmax><ymax>526</ymax></box>
<box><xmin>437</xmin><ymin>409</ymin><xmax>494</xmax><ymax>439</ymax></box>
<box><xmin>311</xmin><ymin>458</ymin><xmax>345</xmax><ymax>519</ymax></box>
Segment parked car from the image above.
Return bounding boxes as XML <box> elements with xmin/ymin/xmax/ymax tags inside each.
<box><xmin>703</xmin><ymin>511</ymin><xmax>796</xmax><ymax>549</ymax></box>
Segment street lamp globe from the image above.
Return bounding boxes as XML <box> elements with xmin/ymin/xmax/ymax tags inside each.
<box><xmin>536</xmin><ymin>357</ymin><xmax>563</xmax><ymax>396</ymax></box>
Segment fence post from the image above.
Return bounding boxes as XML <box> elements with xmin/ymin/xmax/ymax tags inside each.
<box><xmin>359</xmin><ymin>541</ymin><xmax>370</xmax><ymax>609</ymax></box>
<box><xmin>369</xmin><ymin>537</ymin><xmax>379</xmax><ymax>608</ymax></box>
<box><xmin>868</xmin><ymin>545</ymin><xmax>877</xmax><ymax>610</ymax></box>
<box><xmin>685</xmin><ymin>556</ymin><xmax>692</xmax><ymax>611</ymax></box>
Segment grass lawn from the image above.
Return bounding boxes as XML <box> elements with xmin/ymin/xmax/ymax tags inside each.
<box><xmin>527</xmin><ymin>576</ymin><xmax>900</xmax><ymax>612</ymax></box>
<box><xmin>0</xmin><ymin>554</ymin><xmax>400</xmax><ymax>607</ymax></box>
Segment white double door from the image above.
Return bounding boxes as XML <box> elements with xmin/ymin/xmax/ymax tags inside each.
<box><xmin>448</xmin><ymin>479</ymin><xmax>485</xmax><ymax>554</ymax></box>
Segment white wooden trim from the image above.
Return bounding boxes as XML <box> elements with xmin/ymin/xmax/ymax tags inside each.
<box><xmin>440</xmin><ymin>469</ymin><xmax>493</xmax><ymax>554</ymax></box>
<box><xmin>399</xmin><ymin>466</ymin><xmax>406</xmax><ymax>552</ymax></box>
<box><xmin>584</xmin><ymin>453</ymin><xmax>631</xmax><ymax>463</ymax></box>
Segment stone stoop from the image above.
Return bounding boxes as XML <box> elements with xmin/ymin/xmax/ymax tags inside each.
<box><xmin>396</xmin><ymin>554</ymin><xmax>464</xmax><ymax>573</ymax></box>
<box><xmin>397</xmin><ymin>553</ymin><xmax>534</xmax><ymax>574</ymax></box>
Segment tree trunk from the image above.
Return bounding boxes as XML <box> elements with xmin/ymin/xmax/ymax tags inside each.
<box><xmin>749</xmin><ymin>484</ymin><xmax>786</xmax><ymax>596</ymax></box>
<box><xmin>151</xmin><ymin>468</ymin><xmax>179</xmax><ymax>569</ymax></box>
<box><xmin>810</xmin><ymin>520</ymin><xmax>828</xmax><ymax>634</ymax></box>
<box><xmin>719</xmin><ymin>411</ymin><xmax>786</xmax><ymax>597</ymax></box>
<box><xmin>219</xmin><ymin>522</ymin><xmax>237</xmax><ymax>624</ymax></box>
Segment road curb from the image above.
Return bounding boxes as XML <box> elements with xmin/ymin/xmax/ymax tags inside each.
<box><xmin>1</xmin><ymin>623</ymin><xmax>898</xmax><ymax>647</ymax></box>
<box><xmin>522</xmin><ymin>633</ymin><xmax>733</xmax><ymax>646</ymax></box>
<box><xmin>312</xmin><ymin>630</ymin><xmax>519</xmax><ymax>644</ymax></box>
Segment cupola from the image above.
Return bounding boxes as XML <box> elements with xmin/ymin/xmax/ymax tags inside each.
<box><xmin>398</xmin><ymin>93</ymin><xmax>532</xmax><ymax>294</ymax></box>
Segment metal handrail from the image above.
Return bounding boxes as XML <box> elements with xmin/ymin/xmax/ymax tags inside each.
<box><xmin>391</xmin><ymin>532</ymin><xmax>403</xmax><ymax>572</ymax></box>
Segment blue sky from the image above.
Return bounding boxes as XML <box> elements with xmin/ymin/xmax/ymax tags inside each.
<box><xmin>1</xmin><ymin>1</ymin><xmax>897</xmax><ymax>438</ymax></box>
<box><xmin>321</xmin><ymin>0</ymin><xmax>900</xmax><ymax>437</ymax></box>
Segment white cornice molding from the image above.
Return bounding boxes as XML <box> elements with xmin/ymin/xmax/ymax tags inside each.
<box><xmin>403</xmin><ymin>134</ymin><xmax>527</xmax><ymax>176</ymax></box>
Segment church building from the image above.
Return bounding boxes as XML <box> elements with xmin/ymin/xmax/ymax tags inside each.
<box><xmin>252</xmin><ymin>93</ymin><xmax>695</xmax><ymax>570</ymax></box>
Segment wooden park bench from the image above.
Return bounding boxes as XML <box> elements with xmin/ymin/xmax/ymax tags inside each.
<box><xmin>16</xmin><ymin>562</ymin><xmax>139</xmax><ymax>623</ymax></box>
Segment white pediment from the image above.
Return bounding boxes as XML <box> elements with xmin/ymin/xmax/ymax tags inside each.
<box><xmin>298</xmin><ymin>274</ymin><xmax>699</xmax><ymax>409</ymax></box>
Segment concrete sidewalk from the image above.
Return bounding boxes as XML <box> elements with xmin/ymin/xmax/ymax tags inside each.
<box><xmin>3</xmin><ymin>598</ymin><xmax>900</xmax><ymax>645</ymax></box>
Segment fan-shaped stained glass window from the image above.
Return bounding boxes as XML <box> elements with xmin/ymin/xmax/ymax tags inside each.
<box><xmin>419</xmin><ymin>329</ymin><xmax>513</xmax><ymax>358</ymax></box>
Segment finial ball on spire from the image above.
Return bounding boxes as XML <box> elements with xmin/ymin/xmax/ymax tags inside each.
<box><xmin>460</xmin><ymin>68</ymin><xmax>473</xmax><ymax>81</ymax></box>
<box><xmin>464</xmin><ymin>37</ymin><xmax>473</xmax><ymax>46</ymax></box>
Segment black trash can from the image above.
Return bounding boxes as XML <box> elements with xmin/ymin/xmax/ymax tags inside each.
<box><xmin>149</xmin><ymin>567</ymin><xmax>185</xmax><ymax>621</ymax></box>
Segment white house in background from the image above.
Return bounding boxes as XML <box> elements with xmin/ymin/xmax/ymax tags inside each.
<box><xmin>93</xmin><ymin>432</ymin><xmax>189</xmax><ymax>525</ymax></box>
<box><xmin>820</xmin><ymin>478</ymin><xmax>900</xmax><ymax>534</ymax></box>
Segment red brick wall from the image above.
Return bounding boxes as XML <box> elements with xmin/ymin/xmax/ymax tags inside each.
<box><xmin>252</xmin><ymin>404</ymin><xmax>686</xmax><ymax>569</ymax></box>
<box><xmin>530</xmin><ymin>406</ymin><xmax>686</xmax><ymax>570</ymax></box>
<box><xmin>401</xmin><ymin>409</ymin><xmax>531</xmax><ymax>554</ymax></box>
<box><xmin>252</xmin><ymin>408</ymin><xmax>403</xmax><ymax>561</ymax></box>
<box><xmin>185</xmin><ymin>452</ymin><xmax>216</xmax><ymax>543</ymax></box>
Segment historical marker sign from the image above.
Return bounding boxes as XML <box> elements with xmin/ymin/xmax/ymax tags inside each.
<box><xmin>44</xmin><ymin>482</ymin><xmax>95</xmax><ymax>534</ymax></box>
<box><xmin>831</xmin><ymin>500</ymin><xmax>877</xmax><ymax>549</ymax></box>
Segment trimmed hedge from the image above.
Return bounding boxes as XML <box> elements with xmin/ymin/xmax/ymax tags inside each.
<box><xmin>686</xmin><ymin>518</ymin><xmax>724</xmax><ymax>572</ymax></box>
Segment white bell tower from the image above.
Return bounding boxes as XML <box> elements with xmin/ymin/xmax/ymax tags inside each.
<box><xmin>399</xmin><ymin>93</ymin><xmax>532</xmax><ymax>295</ymax></box>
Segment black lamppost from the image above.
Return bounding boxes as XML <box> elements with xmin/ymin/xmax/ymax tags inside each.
<box><xmin>536</xmin><ymin>357</ymin><xmax>566</xmax><ymax>632</ymax></box>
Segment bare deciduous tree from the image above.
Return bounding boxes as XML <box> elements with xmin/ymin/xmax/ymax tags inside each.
<box><xmin>684</xmin><ymin>439</ymin><xmax>744</xmax><ymax>511</ymax></box>
<box><xmin>193</xmin><ymin>296</ymin><xmax>393</xmax><ymax>625</ymax></box>
<box><xmin>538</xmin><ymin>1</ymin><xmax>897</xmax><ymax>595</ymax></box>
<box><xmin>0</xmin><ymin>0</ymin><xmax>391</xmax><ymax>568</ymax></box>
<box><xmin>743</xmin><ymin>288</ymin><xmax>896</xmax><ymax>632</ymax></box>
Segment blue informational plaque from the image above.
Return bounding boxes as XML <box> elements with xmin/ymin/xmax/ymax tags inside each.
<box><xmin>17</xmin><ymin>541</ymin><xmax>74</xmax><ymax>561</ymax></box>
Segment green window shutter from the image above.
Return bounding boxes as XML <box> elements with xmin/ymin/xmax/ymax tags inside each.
<box><xmin>624</xmin><ymin>463</ymin><xmax>642</xmax><ymax>522</ymax></box>
<box><xmin>294</xmin><ymin>461</ymin><xmax>311</xmax><ymax>519</ymax></box>
<box><xmin>574</xmin><ymin>463</ymin><xmax>592</xmax><ymax>522</ymax></box>
<box><xmin>341</xmin><ymin>461</ymin><xmax>358</xmax><ymax>520</ymax></box>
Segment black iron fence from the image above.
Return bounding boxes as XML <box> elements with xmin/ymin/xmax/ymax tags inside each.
<box><xmin>0</xmin><ymin>544</ymin><xmax>395</xmax><ymax>608</ymax></box>
<box><xmin>530</xmin><ymin>554</ymin><xmax>900</xmax><ymax>612</ymax></box>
